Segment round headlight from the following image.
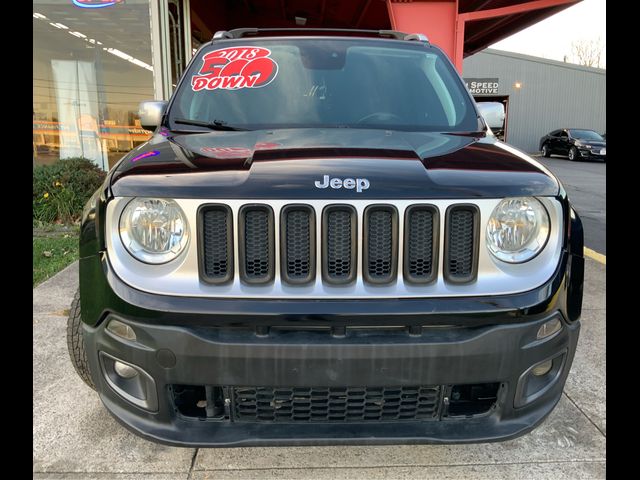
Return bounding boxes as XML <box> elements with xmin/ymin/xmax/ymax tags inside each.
<box><xmin>119</xmin><ymin>198</ymin><xmax>189</xmax><ymax>264</ymax></box>
<box><xmin>486</xmin><ymin>197</ymin><xmax>549</xmax><ymax>263</ymax></box>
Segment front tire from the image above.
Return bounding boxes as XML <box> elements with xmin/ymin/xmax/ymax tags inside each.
<box><xmin>66</xmin><ymin>290</ymin><xmax>96</xmax><ymax>390</ymax></box>
<box><xmin>542</xmin><ymin>144</ymin><xmax>551</xmax><ymax>157</ymax></box>
<box><xmin>568</xmin><ymin>147</ymin><xmax>578</xmax><ymax>161</ymax></box>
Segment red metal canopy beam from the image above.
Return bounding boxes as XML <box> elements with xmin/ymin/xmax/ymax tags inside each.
<box><xmin>454</xmin><ymin>0</ymin><xmax>580</xmax><ymax>70</ymax></box>
<box><xmin>387</xmin><ymin>0</ymin><xmax>580</xmax><ymax>73</ymax></box>
<box><xmin>464</xmin><ymin>11</ymin><xmax>524</xmax><ymax>44</ymax></box>
<box><xmin>458</xmin><ymin>0</ymin><xmax>579</xmax><ymax>21</ymax></box>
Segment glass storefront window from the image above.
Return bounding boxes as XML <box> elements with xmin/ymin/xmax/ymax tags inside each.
<box><xmin>33</xmin><ymin>0</ymin><xmax>154</xmax><ymax>170</ymax></box>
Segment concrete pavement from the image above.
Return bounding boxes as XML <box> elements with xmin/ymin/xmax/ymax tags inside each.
<box><xmin>33</xmin><ymin>259</ymin><xmax>605</xmax><ymax>479</ymax></box>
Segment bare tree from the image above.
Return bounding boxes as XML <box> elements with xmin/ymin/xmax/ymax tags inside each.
<box><xmin>570</xmin><ymin>38</ymin><xmax>603</xmax><ymax>68</ymax></box>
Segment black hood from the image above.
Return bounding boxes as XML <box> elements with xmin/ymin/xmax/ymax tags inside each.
<box><xmin>110</xmin><ymin>128</ymin><xmax>559</xmax><ymax>199</ymax></box>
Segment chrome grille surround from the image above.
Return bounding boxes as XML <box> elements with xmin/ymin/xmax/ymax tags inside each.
<box><xmin>106</xmin><ymin>197</ymin><xmax>563</xmax><ymax>299</ymax></box>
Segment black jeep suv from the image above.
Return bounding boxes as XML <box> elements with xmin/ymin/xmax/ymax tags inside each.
<box><xmin>67</xmin><ymin>29</ymin><xmax>584</xmax><ymax>447</ymax></box>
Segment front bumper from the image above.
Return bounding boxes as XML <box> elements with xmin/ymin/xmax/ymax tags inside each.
<box><xmin>79</xmin><ymin>247</ymin><xmax>583</xmax><ymax>447</ymax></box>
<box><xmin>578</xmin><ymin>148</ymin><xmax>606</xmax><ymax>159</ymax></box>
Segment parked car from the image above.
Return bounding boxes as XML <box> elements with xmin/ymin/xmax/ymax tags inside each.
<box><xmin>67</xmin><ymin>28</ymin><xmax>584</xmax><ymax>447</ymax></box>
<box><xmin>539</xmin><ymin>128</ymin><xmax>606</xmax><ymax>162</ymax></box>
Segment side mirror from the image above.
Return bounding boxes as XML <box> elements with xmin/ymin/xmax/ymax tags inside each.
<box><xmin>138</xmin><ymin>100</ymin><xmax>168</xmax><ymax>131</ymax></box>
<box><xmin>476</xmin><ymin>102</ymin><xmax>505</xmax><ymax>130</ymax></box>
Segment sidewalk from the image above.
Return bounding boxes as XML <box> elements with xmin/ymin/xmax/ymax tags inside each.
<box><xmin>33</xmin><ymin>260</ymin><xmax>605</xmax><ymax>479</ymax></box>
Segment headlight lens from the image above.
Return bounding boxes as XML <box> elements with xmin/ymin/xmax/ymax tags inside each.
<box><xmin>119</xmin><ymin>198</ymin><xmax>189</xmax><ymax>264</ymax></box>
<box><xmin>486</xmin><ymin>197</ymin><xmax>550</xmax><ymax>263</ymax></box>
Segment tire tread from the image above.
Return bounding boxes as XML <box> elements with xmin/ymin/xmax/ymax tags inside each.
<box><xmin>66</xmin><ymin>290</ymin><xmax>96</xmax><ymax>390</ymax></box>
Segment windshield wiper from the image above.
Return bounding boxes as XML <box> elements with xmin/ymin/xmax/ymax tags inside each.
<box><xmin>173</xmin><ymin>118</ymin><xmax>250</xmax><ymax>131</ymax></box>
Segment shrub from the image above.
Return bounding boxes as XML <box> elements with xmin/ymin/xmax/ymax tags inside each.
<box><xmin>33</xmin><ymin>157</ymin><xmax>106</xmax><ymax>224</ymax></box>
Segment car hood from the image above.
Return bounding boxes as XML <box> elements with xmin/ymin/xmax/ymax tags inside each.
<box><xmin>110</xmin><ymin>128</ymin><xmax>559</xmax><ymax>199</ymax></box>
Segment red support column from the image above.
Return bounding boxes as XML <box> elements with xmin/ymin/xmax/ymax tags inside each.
<box><xmin>453</xmin><ymin>15</ymin><xmax>465</xmax><ymax>72</ymax></box>
<box><xmin>386</xmin><ymin>0</ymin><xmax>459</xmax><ymax>61</ymax></box>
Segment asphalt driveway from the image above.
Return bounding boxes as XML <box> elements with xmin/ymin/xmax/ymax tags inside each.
<box><xmin>534</xmin><ymin>155</ymin><xmax>606</xmax><ymax>255</ymax></box>
<box><xmin>33</xmin><ymin>259</ymin><xmax>605</xmax><ymax>479</ymax></box>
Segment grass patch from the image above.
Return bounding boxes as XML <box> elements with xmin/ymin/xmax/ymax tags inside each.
<box><xmin>33</xmin><ymin>229</ymin><xmax>79</xmax><ymax>287</ymax></box>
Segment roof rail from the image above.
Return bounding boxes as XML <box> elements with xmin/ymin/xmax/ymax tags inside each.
<box><xmin>404</xmin><ymin>33</ymin><xmax>429</xmax><ymax>43</ymax></box>
<box><xmin>212</xmin><ymin>30</ymin><xmax>233</xmax><ymax>40</ymax></box>
<box><xmin>211</xmin><ymin>28</ymin><xmax>428</xmax><ymax>42</ymax></box>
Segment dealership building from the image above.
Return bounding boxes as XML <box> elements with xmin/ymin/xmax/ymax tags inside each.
<box><xmin>33</xmin><ymin>0</ymin><xmax>590</xmax><ymax>169</ymax></box>
<box><xmin>463</xmin><ymin>48</ymin><xmax>606</xmax><ymax>153</ymax></box>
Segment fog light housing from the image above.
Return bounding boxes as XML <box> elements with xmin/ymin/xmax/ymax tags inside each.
<box><xmin>114</xmin><ymin>361</ymin><xmax>139</xmax><ymax>379</ymax></box>
<box><xmin>107</xmin><ymin>319</ymin><xmax>136</xmax><ymax>341</ymax></box>
<box><xmin>514</xmin><ymin>350</ymin><xmax>567</xmax><ymax>408</ymax></box>
<box><xmin>537</xmin><ymin>318</ymin><xmax>562</xmax><ymax>340</ymax></box>
<box><xmin>532</xmin><ymin>359</ymin><xmax>553</xmax><ymax>376</ymax></box>
<box><xmin>99</xmin><ymin>352</ymin><xmax>158</xmax><ymax>411</ymax></box>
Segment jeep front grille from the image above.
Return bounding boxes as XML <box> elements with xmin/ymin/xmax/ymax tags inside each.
<box><xmin>200</xmin><ymin>201</ymin><xmax>479</xmax><ymax>287</ymax></box>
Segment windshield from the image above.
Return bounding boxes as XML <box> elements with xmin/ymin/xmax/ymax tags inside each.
<box><xmin>168</xmin><ymin>38</ymin><xmax>477</xmax><ymax>132</ymax></box>
<box><xmin>570</xmin><ymin>129</ymin><xmax>604</xmax><ymax>141</ymax></box>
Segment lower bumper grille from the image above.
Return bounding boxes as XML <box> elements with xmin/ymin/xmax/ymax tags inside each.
<box><xmin>232</xmin><ymin>386</ymin><xmax>441</xmax><ymax>423</ymax></box>
<box><xmin>171</xmin><ymin>383</ymin><xmax>501</xmax><ymax>423</ymax></box>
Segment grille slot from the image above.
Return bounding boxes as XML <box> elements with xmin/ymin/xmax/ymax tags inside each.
<box><xmin>239</xmin><ymin>205</ymin><xmax>274</xmax><ymax>284</ymax></box>
<box><xmin>363</xmin><ymin>205</ymin><xmax>398</xmax><ymax>284</ymax></box>
<box><xmin>199</xmin><ymin>205</ymin><xmax>233</xmax><ymax>284</ymax></box>
<box><xmin>232</xmin><ymin>386</ymin><xmax>441</xmax><ymax>423</ymax></box>
<box><xmin>404</xmin><ymin>205</ymin><xmax>438</xmax><ymax>284</ymax></box>
<box><xmin>445</xmin><ymin>205</ymin><xmax>479</xmax><ymax>283</ymax></box>
<box><xmin>281</xmin><ymin>205</ymin><xmax>315</xmax><ymax>284</ymax></box>
<box><xmin>322</xmin><ymin>205</ymin><xmax>357</xmax><ymax>284</ymax></box>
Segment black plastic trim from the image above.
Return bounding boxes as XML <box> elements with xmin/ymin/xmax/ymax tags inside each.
<box><xmin>322</xmin><ymin>205</ymin><xmax>357</xmax><ymax>285</ymax></box>
<box><xmin>280</xmin><ymin>204</ymin><xmax>316</xmax><ymax>285</ymax></box>
<box><xmin>444</xmin><ymin>204</ymin><xmax>480</xmax><ymax>284</ymax></box>
<box><xmin>362</xmin><ymin>204</ymin><xmax>398</xmax><ymax>285</ymax></box>
<box><xmin>197</xmin><ymin>204</ymin><xmax>234</xmax><ymax>285</ymax></box>
<box><xmin>514</xmin><ymin>349</ymin><xmax>568</xmax><ymax>408</ymax></box>
<box><xmin>403</xmin><ymin>204</ymin><xmax>439</xmax><ymax>285</ymax></box>
<box><xmin>238</xmin><ymin>204</ymin><xmax>275</xmax><ymax>285</ymax></box>
<box><xmin>99</xmin><ymin>351</ymin><xmax>158</xmax><ymax>412</ymax></box>
<box><xmin>84</xmin><ymin>312</ymin><xmax>580</xmax><ymax>447</ymax></box>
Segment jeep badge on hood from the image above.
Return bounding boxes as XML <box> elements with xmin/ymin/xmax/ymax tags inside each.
<box><xmin>314</xmin><ymin>175</ymin><xmax>370</xmax><ymax>193</ymax></box>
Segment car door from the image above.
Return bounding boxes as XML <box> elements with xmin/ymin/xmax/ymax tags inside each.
<box><xmin>558</xmin><ymin>130</ymin><xmax>570</xmax><ymax>154</ymax></box>
<box><xmin>546</xmin><ymin>130</ymin><xmax>558</xmax><ymax>152</ymax></box>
